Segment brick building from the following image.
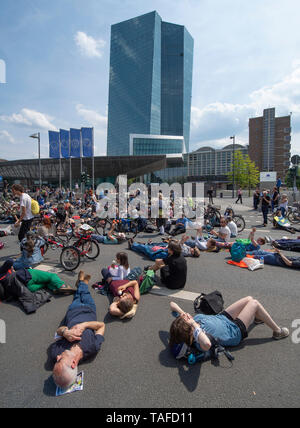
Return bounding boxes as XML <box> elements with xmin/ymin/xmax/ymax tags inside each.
<box><xmin>249</xmin><ymin>108</ymin><xmax>291</xmax><ymax>181</ymax></box>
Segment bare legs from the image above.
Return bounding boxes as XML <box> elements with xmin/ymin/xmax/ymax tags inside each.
<box><xmin>225</xmin><ymin>296</ymin><xmax>281</xmax><ymax>333</ymax></box>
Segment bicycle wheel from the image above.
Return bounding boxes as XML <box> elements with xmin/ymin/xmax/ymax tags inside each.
<box><xmin>60</xmin><ymin>246</ymin><xmax>81</xmax><ymax>271</ymax></box>
<box><xmin>82</xmin><ymin>240</ymin><xmax>100</xmax><ymax>259</ymax></box>
<box><xmin>287</xmin><ymin>211</ymin><xmax>300</xmax><ymax>224</ymax></box>
<box><xmin>233</xmin><ymin>215</ymin><xmax>245</xmax><ymax>233</ymax></box>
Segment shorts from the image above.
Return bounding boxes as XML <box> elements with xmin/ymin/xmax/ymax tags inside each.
<box><xmin>221</xmin><ymin>311</ymin><xmax>248</xmax><ymax>340</ymax></box>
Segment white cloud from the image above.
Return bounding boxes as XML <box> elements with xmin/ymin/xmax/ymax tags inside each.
<box><xmin>74</xmin><ymin>31</ymin><xmax>106</xmax><ymax>58</ymax></box>
<box><xmin>0</xmin><ymin>108</ymin><xmax>57</xmax><ymax>131</ymax></box>
<box><xmin>191</xmin><ymin>60</ymin><xmax>300</xmax><ymax>152</ymax></box>
<box><xmin>0</xmin><ymin>130</ymin><xmax>15</xmax><ymax>144</ymax></box>
<box><xmin>76</xmin><ymin>104</ymin><xmax>107</xmax><ymax>155</ymax></box>
<box><xmin>76</xmin><ymin>104</ymin><xmax>107</xmax><ymax>126</ymax></box>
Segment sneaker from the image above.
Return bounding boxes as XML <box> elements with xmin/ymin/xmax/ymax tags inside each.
<box><xmin>254</xmin><ymin>318</ymin><xmax>264</xmax><ymax>325</ymax></box>
<box><xmin>272</xmin><ymin>327</ymin><xmax>290</xmax><ymax>340</ymax></box>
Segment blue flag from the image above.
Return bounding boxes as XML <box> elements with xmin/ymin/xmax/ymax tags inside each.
<box><xmin>81</xmin><ymin>128</ymin><xmax>94</xmax><ymax>157</ymax></box>
<box><xmin>70</xmin><ymin>128</ymin><xmax>81</xmax><ymax>158</ymax></box>
<box><xmin>49</xmin><ymin>131</ymin><xmax>60</xmax><ymax>159</ymax></box>
<box><xmin>60</xmin><ymin>129</ymin><xmax>70</xmax><ymax>159</ymax></box>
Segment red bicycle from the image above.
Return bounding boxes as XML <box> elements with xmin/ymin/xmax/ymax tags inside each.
<box><xmin>44</xmin><ymin>231</ymin><xmax>100</xmax><ymax>271</ymax></box>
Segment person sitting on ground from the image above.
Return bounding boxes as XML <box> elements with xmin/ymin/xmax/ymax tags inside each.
<box><xmin>146</xmin><ymin>241</ymin><xmax>187</xmax><ymax>290</ymax></box>
<box><xmin>226</xmin><ymin>216</ymin><xmax>238</xmax><ymax>238</ymax></box>
<box><xmin>50</xmin><ymin>271</ymin><xmax>105</xmax><ymax>390</ymax></box>
<box><xmin>36</xmin><ymin>217</ymin><xmax>56</xmax><ymax>238</ymax></box>
<box><xmin>168</xmin><ymin>215</ymin><xmax>190</xmax><ymax>237</ymax></box>
<box><xmin>101</xmin><ymin>252</ymin><xmax>131</xmax><ymax>284</ymax></box>
<box><xmin>169</xmin><ymin>297</ymin><xmax>290</xmax><ymax>356</ymax></box>
<box><xmin>13</xmin><ymin>231</ymin><xmax>46</xmax><ymax>270</ymax></box>
<box><xmin>210</xmin><ymin>217</ymin><xmax>231</xmax><ymax>242</ymax></box>
<box><xmin>279</xmin><ymin>194</ymin><xmax>289</xmax><ymax>218</ymax></box>
<box><xmin>108</xmin><ymin>279</ymin><xmax>140</xmax><ymax>319</ymax></box>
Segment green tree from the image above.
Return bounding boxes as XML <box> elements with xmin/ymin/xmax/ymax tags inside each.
<box><xmin>244</xmin><ymin>155</ymin><xmax>260</xmax><ymax>196</ymax></box>
<box><xmin>227</xmin><ymin>150</ymin><xmax>260</xmax><ymax>195</ymax></box>
<box><xmin>285</xmin><ymin>166</ymin><xmax>300</xmax><ymax>188</ymax></box>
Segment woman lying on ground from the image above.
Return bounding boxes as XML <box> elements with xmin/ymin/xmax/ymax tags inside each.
<box><xmin>108</xmin><ymin>279</ymin><xmax>140</xmax><ymax>319</ymax></box>
<box><xmin>169</xmin><ymin>297</ymin><xmax>289</xmax><ymax>355</ymax></box>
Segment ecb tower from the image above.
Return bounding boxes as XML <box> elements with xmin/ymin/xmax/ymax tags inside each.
<box><xmin>107</xmin><ymin>11</ymin><xmax>194</xmax><ymax>156</ymax></box>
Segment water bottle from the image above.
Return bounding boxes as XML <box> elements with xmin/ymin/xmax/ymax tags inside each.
<box><xmin>260</xmin><ymin>257</ymin><xmax>264</xmax><ymax>265</ymax></box>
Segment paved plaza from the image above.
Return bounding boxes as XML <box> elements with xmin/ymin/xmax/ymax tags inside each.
<box><xmin>0</xmin><ymin>198</ymin><xmax>299</xmax><ymax>408</ymax></box>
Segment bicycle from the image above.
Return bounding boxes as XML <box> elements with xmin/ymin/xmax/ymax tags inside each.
<box><xmin>43</xmin><ymin>231</ymin><xmax>100</xmax><ymax>271</ymax></box>
<box><xmin>60</xmin><ymin>231</ymin><xmax>100</xmax><ymax>271</ymax></box>
<box><xmin>204</xmin><ymin>205</ymin><xmax>246</xmax><ymax>233</ymax></box>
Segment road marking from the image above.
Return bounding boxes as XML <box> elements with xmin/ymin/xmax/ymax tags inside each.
<box><xmin>150</xmin><ymin>286</ymin><xmax>199</xmax><ymax>302</ymax></box>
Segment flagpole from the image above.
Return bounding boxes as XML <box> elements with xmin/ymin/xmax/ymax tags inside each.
<box><xmin>92</xmin><ymin>127</ymin><xmax>95</xmax><ymax>192</ymax></box>
<box><xmin>80</xmin><ymin>129</ymin><xmax>83</xmax><ymax>194</ymax></box>
<box><xmin>59</xmin><ymin>133</ymin><xmax>62</xmax><ymax>190</ymax></box>
<box><xmin>69</xmin><ymin>133</ymin><xmax>72</xmax><ymax>194</ymax></box>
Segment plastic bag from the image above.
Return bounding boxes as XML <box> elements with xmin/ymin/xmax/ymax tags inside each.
<box><xmin>242</xmin><ymin>257</ymin><xmax>263</xmax><ymax>271</ymax></box>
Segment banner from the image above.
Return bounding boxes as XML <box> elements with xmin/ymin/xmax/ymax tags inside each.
<box><xmin>49</xmin><ymin>131</ymin><xmax>60</xmax><ymax>159</ymax></box>
<box><xmin>60</xmin><ymin>129</ymin><xmax>70</xmax><ymax>159</ymax></box>
<box><xmin>70</xmin><ymin>128</ymin><xmax>81</xmax><ymax>158</ymax></box>
<box><xmin>81</xmin><ymin>127</ymin><xmax>94</xmax><ymax>158</ymax></box>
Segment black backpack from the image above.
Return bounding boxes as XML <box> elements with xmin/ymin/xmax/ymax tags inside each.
<box><xmin>194</xmin><ymin>290</ymin><xmax>224</xmax><ymax>315</ymax></box>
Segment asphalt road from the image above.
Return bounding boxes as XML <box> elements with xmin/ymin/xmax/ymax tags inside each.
<box><xmin>0</xmin><ymin>197</ymin><xmax>299</xmax><ymax>408</ymax></box>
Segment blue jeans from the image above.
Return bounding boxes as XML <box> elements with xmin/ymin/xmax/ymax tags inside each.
<box><xmin>249</xmin><ymin>250</ymin><xmax>285</xmax><ymax>267</ymax></box>
<box><xmin>91</xmin><ymin>234</ymin><xmax>105</xmax><ymax>243</ymax></box>
<box><xmin>68</xmin><ymin>281</ymin><xmax>96</xmax><ymax>313</ymax></box>
<box><xmin>131</xmin><ymin>242</ymin><xmax>168</xmax><ymax>261</ymax></box>
<box><xmin>101</xmin><ymin>268</ymin><xmax>112</xmax><ymax>282</ymax></box>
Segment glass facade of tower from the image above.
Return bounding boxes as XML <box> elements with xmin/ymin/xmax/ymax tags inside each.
<box><xmin>130</xmin><ymin>134</ymin><xmax>184</xmax><ymax>156</ymax></box>
<box><xmin>161</xmin><ymin>23</ymin><xmax>193</xmax><ymax>152</ymax></box>
<box><xmin>107</xmin><ymin>11</ymin><xmax>161</xmax><ymax>156</ymax></box>
<box><xmin>107</xmin><ymin>11</ymin><xmax>193</xmax><ymax>156</ymax></box>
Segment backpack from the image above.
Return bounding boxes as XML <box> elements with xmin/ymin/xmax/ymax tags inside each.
<box><xmin>193</xmin><ymin>291</ymin><xmax>224</xmax><ymax>315</ymax></box>
<box><xmin>139</xmin><ymin>269</ymin><xmax>155</xmax><ymax>295</ymax></box>
<box><xmin>31</xmin><ymin>199</ymin><xmax>40</xmax><ymax>215</ymax></box>
<box><xmin>230</xmin><ymin>242</ymin><xmax>246</xmax><ymax>263</ymax></box>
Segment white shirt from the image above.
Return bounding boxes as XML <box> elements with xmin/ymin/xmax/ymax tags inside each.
<box><xmin>219</xmin><ymin>226</ymin><xmax>231</xmax><ymax>242</ymax></box>
<box><xmin>20</xmin><ymin>193</ymin><xmax>33</xmax><ymax>220</ymax></box>
<box><xmin>227</xmin><ymin>221</ymin><xmax>238</xmax><ymax>237</ymax></box>
<box><xmin>109</xmin><ymin>265</ymin><xmax>131</xmax><ymax>281</ymax></box>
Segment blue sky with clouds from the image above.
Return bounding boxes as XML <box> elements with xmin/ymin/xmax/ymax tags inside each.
<box><xmin>0</xmin><ymin>0</ymin><xmax>300</xmax><ymax>160</ymax></box>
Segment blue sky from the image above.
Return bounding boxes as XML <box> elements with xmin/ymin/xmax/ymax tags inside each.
<box><xmin>0</xmin><ymin>0</ymin><xmax>300</xmax><ymax>160</ymax></box>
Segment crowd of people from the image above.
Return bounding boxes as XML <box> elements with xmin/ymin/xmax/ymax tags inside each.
<box><xmin>0</xmin><ymin>181</ymin><xmax>294</xmax><ymax>392</ymax></box>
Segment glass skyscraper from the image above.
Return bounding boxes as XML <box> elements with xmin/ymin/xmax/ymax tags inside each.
<box><xmin>107</xmin><ymin>11</ymin><xmax>194</xmax><ymax>156</ymax></box>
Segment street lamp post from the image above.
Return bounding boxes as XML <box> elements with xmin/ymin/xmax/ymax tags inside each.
<box><xmin>30</xmin><ymin>132</ymin><xmax>42</xmax><ymax>190</ymax></box>
<box><xmin>230</xmin><ymin>135</ymin><xmax>235</xmax><ymax>199</ymax></box>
